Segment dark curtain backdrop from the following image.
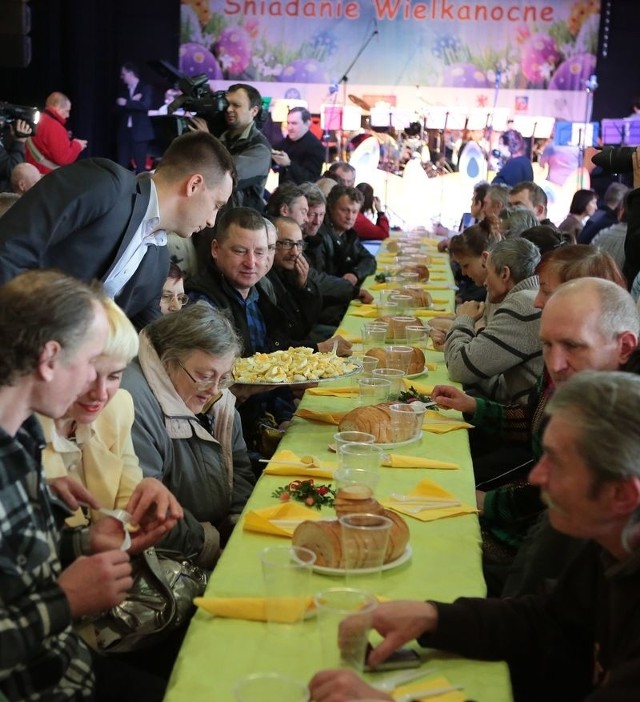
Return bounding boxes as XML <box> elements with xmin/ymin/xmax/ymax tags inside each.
<box><xmin>0</xmin><ymin>0</ymin><xmax>638</xmax><ymax>161</ymax></box>
<box><xmin>0</xmin><ymin>0</ymin><xmax>180</xmax><ymax>161</ymax></box>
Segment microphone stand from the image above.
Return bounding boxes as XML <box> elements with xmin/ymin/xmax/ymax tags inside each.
<box><xmin>580</xmin><ymin>75</ymin><xmax>598</xmax><ymax>188</ymax></box>
<box><xmin>336</xmin><ymin>24</ymin><xmax>378</xmax><ymax>160</ymax></box>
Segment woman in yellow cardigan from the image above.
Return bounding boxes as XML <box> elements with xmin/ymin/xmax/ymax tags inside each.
<box><xmin>40</xmin><ymin>297</ymin><xmax>181</xmax><ymax>529</ymax></box>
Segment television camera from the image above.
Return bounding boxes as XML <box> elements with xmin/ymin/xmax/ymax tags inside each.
<box><xmin>0</xmin><ymin>102</ymin><xmax>40</xmax><ymax>141</ymax></box>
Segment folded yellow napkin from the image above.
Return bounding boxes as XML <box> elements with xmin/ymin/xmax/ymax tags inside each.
<box><xmin>243</xmin><ymin>502</ymin><xmax>324</xmax><ymax>537</ymax></box>
<box><xmin>194</xmin><ymin>595</ymin><xmax>314</xmax><ymax>622</ymax></box>
<box><xmin>402</xmin><ymin>378</ymin><xmax>434</xmax><ymax>395</ymax></box>
<box><xmin>383</xmin><ymin>454</ymin><xmax>458</xmax><ymax>470</ymax></box>
<box><xmin>422</xmin><ymin>410</ymin><xmax>474</xmax><ymax>435</ymax></box>
<box><xmin>415</xmin><ymin>309</ymin><xmax>455</xmax><ymax>319</ymax></box>
<box><xmin>295</xmin><ymin>407</ymin><xmax>346</xmax><ymax>425</ymax></box>
<box><xmin>263</xmin><ymin>450</ymin><xmax>336</xmax><ymax>479</ymax></box>
<box><xmin>430</xmin><ymin>297</ymin><xmax>449</xmax><ymax>305</ymax></box>
<box><xmin>429</xmin><ymin>274</ymin><xmax>447</xmax><ymax>281</ymax></box>
<box><xmin>350</xmin><ymin>306</ymin><xmax>381</xmax><ymax>318</ymax></box>
<box><xmin>334</xmin><ymin>327</ymin><xmax>362</xmax><ymax>343</ymax></box>
<box><xmin>382</xmin><ymin>478</ymin><xmax>476</xmax><ymax>522</ymax></box>
<box><xmin>393</xmin><ymin>675</ymin><xmax>465</xmax><ymax>702</ymax></box>
<box><xmin>424</xmin><ymin>362</ymin><xmax>439</xmax><ymax>372</ymax></box>
<box><xmin>424</xmin><ymin>284</ymin><xmax>454</xmax><ymax>290</ymax></box>
<box><xmin>306</xmin><ymin>386</ymin><xmax>358</xmax><ymax>398</ymax></box>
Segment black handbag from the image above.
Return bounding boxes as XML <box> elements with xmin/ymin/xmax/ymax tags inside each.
<box><xmin>91</xmin><ymin>548</ymin><xmax>208</xmax><ymax>654</ymax></box>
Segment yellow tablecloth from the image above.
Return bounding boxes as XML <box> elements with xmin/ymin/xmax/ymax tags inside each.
<box><xmin>164</xmin><ymin>232</ymin><xmax>512</xmax><ymax>702</ymax></box>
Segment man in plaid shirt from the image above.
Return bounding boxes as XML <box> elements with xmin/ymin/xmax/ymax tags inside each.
<box><xmin>0</xmin><ymin>271</ymin><xmax>175</xmax><ymax>701</ymax></box>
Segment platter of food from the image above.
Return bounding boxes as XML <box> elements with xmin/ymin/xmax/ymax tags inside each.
<box><xmin>233</xmin><ymin>347</ymin><xmax>361</xmax><ymax>385</ymax></box>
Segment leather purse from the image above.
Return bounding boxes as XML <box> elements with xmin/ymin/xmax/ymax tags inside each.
<box><xmin>90</xmin><ymin>547</ymin><xmax>208</xmax><ymax>654</ymax></box>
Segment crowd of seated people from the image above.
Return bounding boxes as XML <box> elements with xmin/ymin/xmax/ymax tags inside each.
<box><xmin>4</xmin><ymin>77</ymin><xmax>640</xmax><ymax>702</ymax></box>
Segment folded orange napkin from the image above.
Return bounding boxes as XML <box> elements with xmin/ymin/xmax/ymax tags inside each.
<box><xmin>194</xmin><ymin>595</ymin><xmax>314</xmax><ymax>622</ymax></box>
<box><xmin>383</xmin><ymin>454</ymin><xmax>458</xmax><ymax>470</ymax></box>
<box><xmin>393</xmin><ymin>675</ymin><xmax>465</xmax><ymax>702</ymax></box>
<box><xmin>295</xmin><ymin>407</ymin><xmax>346</xmax><ymax>425</ymax></box>
<box><xmin>422</xmin><ymin>410</ymin><xmax>474</xmax><ymax>435</ymax></box>
<box><xmin>263</xmin><ymin>450</ymin><xmax>336</xmax><ymax>478</ymax></box>
<box><xmin>306</xmin><ymin>386</ymin><xmax>358</xmax><ymax>398</ymax></box>
<box><xmin>243</xmin><ymin>502</ymin><xmax>324</xmax><ymax>537</ymax></box>
<box><xmin>382</xmin><ymin>478</ymin><xmax>476</xmax><ymax>522</ymax></box>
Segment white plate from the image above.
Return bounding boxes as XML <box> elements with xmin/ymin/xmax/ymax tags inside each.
<box><xmin>234</xmin><ymin>363</ymin><xmax>362</xmax><ymax>386</ymax></box>
<box><xmin>327</xmin><ymin>430</ymin><xmax>425</xmax><ymax>452</ymax></box>
<box><xmin>313</xmin><ymin>545</ymin><xmax>413</xmax><ymax>576</ymax></box>
<box><xmin>405</xmin><ymin>368</ymin><xmax>427</xmax><ymax>379</ymax></box>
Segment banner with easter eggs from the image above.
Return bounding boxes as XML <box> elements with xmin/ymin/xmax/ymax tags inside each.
<box><xmin>179</xmin><ymin>0</ymin><xmax>600</xmax><ymax>121</ymax></box>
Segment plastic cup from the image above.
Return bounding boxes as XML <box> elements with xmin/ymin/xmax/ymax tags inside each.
<box><xmin>379</xmin><ymin>299</ymin><xmax>400</xmax><ymax>318</ymax></box>
<box><xmin>314</xmin><ymin>588</ymin><xmax>378</xmax><ymax>671</ymax></box>
<box><xmin>372</xmin><ymin>367</ymin><xmax>406</xmax><ymax>400</ymax></box>
<box><xmin>339</xmin><ymin>513</ymin><xmax>393</xmax><ymax>583</ymax></box>
<box><xmin>357</xmin><ymin>377</ymin><xmax>391</xmax><ymax>406</ymax></box>
<box><xmin>389</xmin><ymin>403</ymin><xmax>421</xmax><ymax>443</ymax></box>
<box><xmin>234</xmin><ymin>673</ymin><xmax>310</xmax><ymax>702</ymax></box>
<box><xmin>261</xmin><ymin>546</ymin><xmax>316</xmax><ymax>631</ymax></box>
<box><xmin>337</xmin><ymin>442</ymin><xmax>384</xmax><ymax>471</ymax></box>
<box><xmin>334</xmin><ymin>467</ymin><xmax>381</xmax><ymax>497</ymax></box>
<box><xmin>334</xmin><ymin>431</ymin><xmax>375</xmax><ymax>453</ymax></box>
<box><xmin>385</xmin><ymin>345</ymin><xmax>414</xmax><ymax>374</ymax></box>
<box><xmin>362</xmin><ymin>324</ymin><xmax>388</xmax><ymax>350</ymax></box>
<box><xmin>406</xmin><ymin>325</ymin><xmax>428</xmax><ymax>349</ymax></box>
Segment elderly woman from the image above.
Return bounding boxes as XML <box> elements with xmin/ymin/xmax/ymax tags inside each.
<box><xmin>121</xmin><ymin>301</ymin><xmax>255</xmax><ymax>569</ymax></box>
<box><xmin>41</xmin><ymin>298</ymin><xmax>181</xmax><ymax>532</ymax></box>
<box><xmin>444</xmin><ymin>237</ymin><xmax>543</xmax><ymax>405</ymax></box>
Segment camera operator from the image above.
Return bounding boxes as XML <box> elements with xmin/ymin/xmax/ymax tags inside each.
<box><xmin>0</xmin><ymin>118</ymin><xmax>33</xmax><ymax>193</ymax></box>
<box><xmin>189</xmin><ymin>83</ymin><xmax>271</xmax><ymax>212</ymax></box>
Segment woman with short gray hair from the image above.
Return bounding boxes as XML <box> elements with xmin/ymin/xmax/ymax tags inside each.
<box><xmin>444</xmin><ymin>237</ymin><xmax>543</xmax><ymax>405</ymax></box>
<box><xmin>121</xmin><ymin>301</ymin><xmax>254</xmax><ymax>568</ymax></box>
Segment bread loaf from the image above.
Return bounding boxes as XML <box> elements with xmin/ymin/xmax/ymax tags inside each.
<box><xmin>399</xmin><ymin>264</ymin><xmax>430</xmax><ymax>282</ymax></box>
<box><xmin>339</xmin><ymin>402</ymin><xmax>417</xmax><ymax>443</ymax></box>
<box><xmin>375</xmin><ymin>315</ymin><xmax>422</xmax><ymax>340</ymax></box>
<box><xmin>401</xmin><ymin>286</ymin><xmax>432</xmax><ymax>307</ymax></box>
<box><xmin>292</xmin><ymin>502</ymin><xmax>410</xmax><ymax>570</ymax></box>
<box><xmin>365</xmin><ymin>346</ymin><xmax>425</xmax><ymax>375</ymax></box>
<box><xmin>334</xmin><ymin>485</ymin><xmax>384</xmax><ymax>517</ymax></box>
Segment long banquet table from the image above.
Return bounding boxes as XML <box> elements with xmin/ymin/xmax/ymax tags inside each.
<box><xmin>164</xmin><ymin>235</ymin><xmax>513</xmax><ymax>702</ymax></box>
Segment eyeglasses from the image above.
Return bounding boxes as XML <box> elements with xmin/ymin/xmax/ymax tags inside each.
<box><xmin>178</xmin><ymin>361</ymin><xmax>235</xmax><ymax>391</ymax></box>
<box><xmin>275</xmin><ymin>239</ymin><xmax>307</xmax><ymax>251</ymax></box>
<box><xmin>162</xmin><ymin>292</ymin><xmax>189</xmax><ymax>306</ymax></box>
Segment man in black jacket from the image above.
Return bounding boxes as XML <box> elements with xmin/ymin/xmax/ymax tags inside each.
<box><xmin>272</xmin><ymin>107</ymin><xmax>325</xmax><ymax>184</ymax></box>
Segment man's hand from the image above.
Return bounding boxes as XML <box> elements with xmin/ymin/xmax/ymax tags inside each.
<box><xmin>476</xmin><ymin>490</ymin><xmax>486</xmax><ymax>514</ymax></box>
<box><xmin>48</xmin><ymin>476</ymin><xmax>100</xmax><ymax>512</ymax></box>
<box><xmin>343</xmin><ymin>272</ymin><xmax>358</xmax><ymax>286</ymax></box>
<box><xmin>292</xmin><ymin>253</ymin><xmax>310</xmax><ymax>288</ymax></box>
<box><xmin>116</xmin><ymin>97</ymin><xmax>127</xmax><ymax>106</ymax></box>
<box><xmin>456</xmin><ymin>300</ymin><xmax>485</xmax><ymax>321</ymax></box>
<box><xmin>358</xmin><ymin>288</ymin><xmax>374</xmax><ymax>304</ymax></box>
<box><xmin>309</xmin><ymin>670</ymin><xmax>390</xmax><ymax>702</ymax></box>
<box><xmin>12</xmin><ymin>119</ymin><xmax>32</xmax><ymax>141</ymax></box>
<box><xmin>58</xmin><ymin>551</ymin><xmax>133</xmax><ymax>619</ymax></box>
<box><xmin>366</xmin><ymin>601</ymin><xmax>438</xmax><ymax>668</ymax></box>
<box><xmin>187</xmin><ymin>116</ymin><xmax>210</xmax><ymax>133</ymax></box>
<box><xmin>132</xmin><ymin>93</ymin><xmax>142</xmax><ymax>101</ymax></box>
<box><xmin>431</xmin><ymin>385</ymin><xmax>477</xmax><ymax>414</ymax></box>
<box><xmin>272</xmin><ymin>150</ymin><xmax>291</xmax><ymax>167</ymax></box>
<box><xmin>317</xmin><ymin>335</ymin><xmax>352</xmax><ymax>357</ymax></box>
<box><xmin>125</xmin><ymin>477</ymin><xmax>183</xmax><ymax>530</ymax></box>
<box><xmin>75</xmin><ymin>139</ymin><xmax>88</xmax><ymax>151</ymax></box>
<box><xmin>428</xmin><ymin>327</ymin><xmax>447</xmax><ymax>351</ymax></box>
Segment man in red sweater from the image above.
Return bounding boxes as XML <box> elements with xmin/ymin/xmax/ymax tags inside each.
<box><xmin>26</xmin><ymin>92</ymin><xmax>87</xmax><ymax>174</ymax></box>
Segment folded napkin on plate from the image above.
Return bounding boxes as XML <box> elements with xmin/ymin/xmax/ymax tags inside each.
<box><xmin>195</xmin><ymin>595</ymin><xmax>314</xmax><ymax>622</ymax></box>
<box><xmin>402</xmin><ymin>378</ymin><xmax>434</xmax><ymax>395</ymax></box>
<box><xmin>306</xmin><ymin>386</ymin><xmax>358</xmax><ymax>398</ymax></box>
<box><xmin>243</xmin><ymin>502</ymin><xmax>324</xmax><ymax>537</ymax></box>
<box><xmin>393</xmin><ymin>675</ymin><xmax>465</xmax><ymax>702</ymax></box>
<box><xmin>295</xmin><ymin>407</ymin><xmax>346</xmax><ymax>425</ymax></box>
<box><xmin>383</xmin><ymin>454</ymin><xmax>458</xmax><ymax>470</ymax></box>
<box><xmin>263</xmin><ymin>449</ymin><xmax>336</xmax><ymax>478</ymax></box>
<box><xmin>382</xmin><ymin>478</ymin><xmax>476</xmax><ymax>523</ymax></box>
<box><xmin>422</xmin><ymin>410</ymin><xmax>474</xmax><ymax>434</ymax></box>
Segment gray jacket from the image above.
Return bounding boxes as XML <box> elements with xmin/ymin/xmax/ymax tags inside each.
<box><xmin>445</xmin><ymin>276</ymin><xmax>543</xmax><ymax>405</ymax></box>
<box><xmin>121</xmin><ymin>334</ymin><xmax>254</xmax><ymax>568</ymax></box>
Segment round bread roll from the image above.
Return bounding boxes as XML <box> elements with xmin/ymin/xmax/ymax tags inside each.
<box><xmin>339</xmin><ymin>402</ymin><xmax>416</xmax><ymax>443</ymax></box>
<box><xmin>382</xmin><ymin>508</ymin><xmax>410</xmax><ymax>562</ymax></box>
<box><xmin>334</xmin><ymin>485</ymin><xmax>384</xmax><ymax>518</ymax></box>
<box><xmin>292</xmin><ymin>520</ymin><xmax>343</xmax><ymax>568</ymax></box>
<box><xmin>365</xmin><ymin>346</ymin><xmax>425</xmax><ymax>375</ymax></box>
<box><xmin>399</xmin><ymin>265</ymin><xmax>430</xmax><ymax>282</ymax></box>
<box><xmin>402</xmin><ymin>286</ymin><xmax>432</xmax><ymax>308</ymax></box>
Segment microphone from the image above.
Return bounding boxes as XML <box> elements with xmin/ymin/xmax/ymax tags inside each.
<box><xmin>328</xmin><ymin>83</ymin><xmax>339</xmax><ymax>94</ymax></box>
<box><xmin>373</xmin><ymin>18</ymin><xmax>379</xmax><ymax>35</ymax></box>
<box><xmin>585</xmin><ymin>74</ymin><xmax>598</xmax><ymax>92</ymax></box>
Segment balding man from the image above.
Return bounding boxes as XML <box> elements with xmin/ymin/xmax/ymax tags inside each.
<box><xmin>10</xmin><ymin>162</ymin><xmax>41</xmax><ymax>194</ymax></box>
<box><xmin>25</xmin><ymin>91</ymin><xmax>87</xmax><ymax>174</ymax></box>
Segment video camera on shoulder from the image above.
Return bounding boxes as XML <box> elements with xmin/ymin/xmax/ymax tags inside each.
<box><xmin>0</xmin><ymin>102</ymin><xmax>40</xmax><ymax>139</ymax></box>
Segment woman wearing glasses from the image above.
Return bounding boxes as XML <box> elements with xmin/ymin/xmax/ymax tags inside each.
<box><xmin>160</xmin><ymin>262</ymin><xmax>189</xmax><ymax>314</ymax></box>
<box><xmin>121</xmin><ymin>301</ymin><xmax>255</xmax><ymax>569</ymax></box>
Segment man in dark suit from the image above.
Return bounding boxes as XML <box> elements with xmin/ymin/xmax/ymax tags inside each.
<box><xmin>0</xmin><ymin>131</ymin><xmax>236</xmax><ymax>329</ymax></box>
<box><xmin>116</xmin><ymin>62</ymin><xmax>156</xmax><ymax>173</ymax></box>
<box><xmin>271</xmin><ymin>107</ymin><xmax>325</xmax><ymax>184</ymax></box>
